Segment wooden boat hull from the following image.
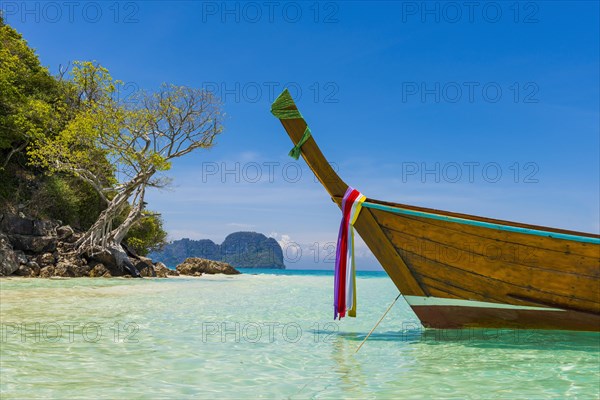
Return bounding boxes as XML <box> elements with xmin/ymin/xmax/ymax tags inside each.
<box><xmin>406</xmin><ymin>297</ymin><xmax>600</xmax><ymax>331</ymax></box>
<box><xmin>271</xmin><ymin>89</ymin><xmax>600</xmax><ymax>332</ymax></box>
<box><xmin>369</xmin><ymin>201</ymin><xmax>600</xmax><ymax>331</ymax></box>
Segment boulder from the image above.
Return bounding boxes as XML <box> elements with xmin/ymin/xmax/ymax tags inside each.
<box><xmin>63</xmin><ymin>230</ymin><xmax>82</xmax><ymax>244</ymax></box>
<box><xmin>37</xmin><ymin>253</ymin><xmax>56</xmax><ymax>267</ymax></box>
<box><xmin>15</xmin><ymin>265</ymin><xmax>30</xmax><ymax>276</ymax></box>
<box><xmin>0</xmin><ymin>214</ymin><xmax>58</xmax><ymax>237</ymax></box>
<box><xmin>85</xmin><ymin>248</ymin><xmax>118</xmax><ymax>269</ymax></box>
<box><xmin>135</xmin><ymin>257</ymin><xmax>156</xmax><ymax>277</ymax></box>
<box><xmin>0</xmin><ymin>233</ymin><xmax>19</xmax><ymax>276</ymax></box>
<box><xmin>176</xmin><ymin>257</ymin><xmax>240</xmax><ymax>275</ymax></box>
<box><xmin>71</xmin><ymin>264</ymin><xmax>92</xmax><ymax>277</ymax></box>
<box><xmin>154</xmin><ymin>262</ymin><xmax>175</xmax><ymax>278</ymax></box>
<box><xmin>56</xmin><ymin>225</ymin><xmax>74</xmax><ymax>240</ymax></box>
<box><xmin>39</xmin><ymin>266</ymin><xmax>55</xmax><ymax>278</ymax></box>
<box><xmin>0</xmin><ymin>214</ymin><xmax>35</xmax><ymax>235</ymax></box>
<box><xmin>59</xmin><ymin>261</ymin><xmax>91</xmax><ymax>277</ymax></box>
<box><xmin>32</xmin><ymin>219</ymin><xmax>58</xmax><ymax>236</ymax></box>
<box><xmin>53</xmin><ymin>262</ymin><xmax>74</xmax><ymax>277</ymax></box>
<box><xmin>14</xmin><ymin>250</ymin><xmax>28</xmax><ymax>265</ymax></box>
<box><xmin>26</xmin><ymin>261</ymin><xmax>41</xmax><ymax>276</ymax></box>
<box><xmin>8</xmin><ymin>234</ymin><xmax>56</xmax><ymax>253</ymax></box>
<box><xmin>57</xmin><ymin>252</ymin><xmax>86</xmax><ymax>268</ymax></box>
<box><xmin>15</xmin><ymin>263</ymin><xmax>39</xmax><ymax>277</ymax></box>
<box><xmin>89</xmin><ymin>264</ymin><xmax>112</xmax><ymax>278</ymax></box>
<box><xmin>36</xmin><ymin>261</ymin><xmax>89</xmax><ymax>278</ymax></box>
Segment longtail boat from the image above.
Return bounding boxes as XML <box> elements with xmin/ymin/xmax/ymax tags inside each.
<box><xmin>271</xmin><ymin>89</ymin><xmax>600</xmax><ymax>332</ymax></box>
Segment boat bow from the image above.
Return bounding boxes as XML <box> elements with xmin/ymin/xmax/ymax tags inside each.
<box><xmin>271</xmin><ymin>89</ymin><xmax>600</xmax><ymax>331</ymax></box>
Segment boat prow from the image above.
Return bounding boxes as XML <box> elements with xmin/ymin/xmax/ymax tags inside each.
<box><xmin>271</xmin><ymin>89</ymin><xmax>600</xmax><ymax>332</ymax></box>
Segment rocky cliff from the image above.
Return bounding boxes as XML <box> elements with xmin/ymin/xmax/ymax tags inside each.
<box><xmin>0</xmin><ymin>213</ymin><xmax>174</xmax><ymax>278</ymax></box>
<box><xmin>150</xmin><ymin>232</ymin><xmax>285</xmax><ymax>269</ymax></box>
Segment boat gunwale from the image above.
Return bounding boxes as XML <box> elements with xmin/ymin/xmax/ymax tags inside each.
<box><xmin>380</xmin><ymin>222</ymin><xmax>599</xmax><ymax>279</ymax></box>
<box><xmin>330</xmin><ymin>196</ymin><xmax>600</xmax><ymax>241</ymax></box>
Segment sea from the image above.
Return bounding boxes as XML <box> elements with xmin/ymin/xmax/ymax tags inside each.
<box><xmin>1</xmin><ymin>269</ymin><xmax>598</xmax><ymax>399</ymax></box>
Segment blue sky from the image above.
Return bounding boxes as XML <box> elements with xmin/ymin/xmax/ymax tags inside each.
<box><xmin>5</xmin><ymin>1</ymin><xmax>599</xmax><ymax>269</ymax></box>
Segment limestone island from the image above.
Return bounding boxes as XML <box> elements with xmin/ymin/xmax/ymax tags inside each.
<box><xmin>150</xmin><ymin>232</ymin><xmax>286</xmax><ymax>270</ymax></box>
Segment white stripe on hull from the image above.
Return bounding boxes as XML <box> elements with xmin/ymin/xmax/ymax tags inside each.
<box><xmin>404</xmin><ymin>296</ymin><xmax>565</xmax><ymax>312</ymax></box>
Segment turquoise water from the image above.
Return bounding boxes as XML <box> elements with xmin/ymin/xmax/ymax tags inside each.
<box><xmin>1</xmin><ymin>271</ymin><xmax>598</xmax><ymax>399</ymax></box>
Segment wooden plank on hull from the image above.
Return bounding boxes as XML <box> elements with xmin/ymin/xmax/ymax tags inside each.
<box><xmin>401</xmin><ymin>249</ymin><xmax>600</xmax><ymax>313</ymax></box>
<box><xmin>367</xmin><ymin>198</ymin><xmax>600</xmax><ymax>258</ymax></box>
<box><xmin>374</xmin><ymin>211</ymin><xmax>599</xmax><ymax>278</ymax></box>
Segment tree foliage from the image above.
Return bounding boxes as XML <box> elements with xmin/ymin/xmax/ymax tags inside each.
<box><xmin>0</xmin><ymin>19</ymin><xmax>206</xmax><ymax>258</ymax></box>
<box><xmin>124</xmin><ymin>211</ymin><xmax>168</xmax><ymax>256</ymax></box>
<box><xmin>0</xmin><ymin>18</ymin><xmax>68</xmax><ymax>166</ymax></box>
<box><xmin>27</xmin><ymin>61</ymin><xmax>223</xmax><ymax>258</ymax></box>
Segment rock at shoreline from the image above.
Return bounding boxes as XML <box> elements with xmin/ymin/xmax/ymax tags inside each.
<box><xmin>89</xmin><ymin>264</ymin><xmax>112</xmax><ymax>278</ymax></box>
<box><xmin>0</xmin><ymin>213</ymin><xmax>177</xmax><ymax>279</ymax></box>
<box><xmin>39</xmin><ymin>266</ymin><xmax>55</xmax><ymax>278</ymax></box>
<box><xmin>53</xmin><ymin>262</ymin><xmax>75</xmax><ymax>278</ymax></box>
<box><xmin>154</xmin><ymin>262</ymin><xmax>177</xmax><ymax>278</ymax></box>
<box><xmin>37</xmin><ymin>252</ymin><xmax>56</xmax><ymax>267</ymax></box>
<box><xmin>15</xmin><ymin>262</ymin><xmax>40</xmax><ymax>277</ymax></box>
<box><xmin>0</xmin><ymin>232</ymin><xmax>19</xmax><ymax>276</ymax></box>
<box><xmin>85</xmin><ymin>248</ymin><xmax>118</xmax><ymax>270</ymax></box>
<box><xmin>135</xmin><ymin>257</ymin><xmax>156</xmax><ymax>277</ymax></box>
<box><xmin>176</xmin><ymin>257</ymin><xmax>240</xmax><ymax>276</ymax></box>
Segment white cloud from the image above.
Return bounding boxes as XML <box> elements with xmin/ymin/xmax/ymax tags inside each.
<box><xmin>227</xmin><ymin>222</ymin><xmax>256</xmax><ymax>229</ymax></box>
<box><xmin>267</xmin><ymin>232</ymin><xmax>294</xmax><ymax>249</ymax></box>
<box><xmin>168</xmin><ymin>229</ymin><xmax>213</xmax><ymax>241</ymax></box>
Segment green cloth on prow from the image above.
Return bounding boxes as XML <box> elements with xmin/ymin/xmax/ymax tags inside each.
<box><xmin>270</xmin><ymin>89</ymin><xmax>302</xmax><ymax>120</ymax></box>
<box><xmin>271</xmin><ymin>89</ymin><xmax>311</xmax><ymax>159</ymax></box>
<box><xmin>288</xmin><ymin>127</ymin><xmax>311</xmax><ymax>160</ymax></box>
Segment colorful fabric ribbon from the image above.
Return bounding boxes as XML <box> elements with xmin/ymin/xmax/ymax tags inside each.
<box><xmin>334</xmin><ymin>187</ymin><xmax>366</xmax><ymax>320</ymax></box>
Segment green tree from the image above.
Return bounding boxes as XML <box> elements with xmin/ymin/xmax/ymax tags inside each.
<box><xmin>124</xmin><ymin>211</ymin><xmax>168</xmax><ymax>256</ymax></box>
<box><xmin>1</xmin><ymin>19</ymin><xmax>205</xmax><ymax>261</ymax></box>
<box><xmin>0</xmin><ymin>19</ymin><xmax>114</xmax><ymax>230</ymax></box>
<box><xmin>29</xmin><ymin>61</ymin><xmax>224</xmax><ymax>269</ymax></box>
<box><xmin>0</xmin><ymin>16</ymin><xmax>68</xmax><ymax>167</ymax></box>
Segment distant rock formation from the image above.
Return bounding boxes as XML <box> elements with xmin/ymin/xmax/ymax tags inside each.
<box><xmin>150</xmin><ymin>232</ymin><xmax>285</xmax><ymax>269</ymax></box>
<box><xmin>176</xmin><ymin>258</ymin><xmax>240</xmax><ymax>276</ymax></box>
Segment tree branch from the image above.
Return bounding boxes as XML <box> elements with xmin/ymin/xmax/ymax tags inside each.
<box><xmin>1</xmin><ymin>141</ymin><xmax>28</xmax><ymax>169</ymax></box>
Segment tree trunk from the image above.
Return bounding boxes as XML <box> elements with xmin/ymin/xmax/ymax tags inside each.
<box><xmin>75</xmin><ymin>190</ymin><xmax>130</xmax><ymax>250</ymax></box>
<box><xmin>75</xmin><ymin>169</ymin><xmax>152</xmax><ymax>250</ymax></box>
<box><xmin>111</xmin><ymin>184</ymin><xmax>146</xmax><ymax>244</ymax></box>
<box><xmin>107</xmin><ymin>242</ymin><xmax>141</xmax><ymax>277</ymax></box>
<box><xmin>75</xmin><ymin>169</ymin><xmax>154</xmax><ymax>277</ymax></box>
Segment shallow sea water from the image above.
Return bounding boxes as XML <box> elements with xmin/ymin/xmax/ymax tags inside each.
<box><xmin>1</xmin><ymin>270</ymin><xmax>598</xmax><ymax>399</ymax></box>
